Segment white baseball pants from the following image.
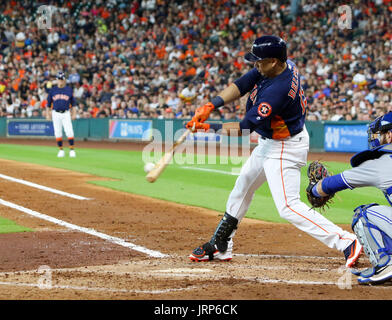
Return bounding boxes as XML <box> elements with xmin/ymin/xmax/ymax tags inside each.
<box><xmin>52</xmin><ymin>110</ymin><xmax>74</xmax><ymax>139</ymax></box>
<box><xmin>226</xmin><ymin>126</ymin><xmax>356</xmax><ymax>252</ymax></box>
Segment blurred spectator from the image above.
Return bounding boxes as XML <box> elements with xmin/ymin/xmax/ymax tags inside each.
<box><xmin>330</xmin><ymin>106</ymin><xmax>345</xmax><ymax>121</ymax></box>
<box><xmin>0</xmin><ymin>0</ymin><xmax>390</xmax><ymax>123</ymax></box>
<box><xmin>68</xmin><ymin>68</ymin><xmax>81</xmax><ymax>84</ymax></box>
<box><xmin>307</xmin><ymin>114</ymin><xmax>319</xmax><ymax>121</ymax></box>
<box><xmin>166</xmin><ymin>91</ymin><xmax>181</xmax><ymax>111</ymax></box>
<box><xmin>179</xmin><ymin>82</ymin><xmax>197</xmax><ymax>104</ymax></box>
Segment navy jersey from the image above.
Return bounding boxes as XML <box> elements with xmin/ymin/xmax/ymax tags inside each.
<box><xmin>236</xmin><ymin>60</ymin><xmax>307</xmax><ymax>139</ymax></box>
<box><xmin>47</xmin><ymin>85</ymin><xmax>76</xmax><ymax>112</ymax></box>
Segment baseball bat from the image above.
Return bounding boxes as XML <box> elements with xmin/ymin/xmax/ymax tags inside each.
<box><xmin>146</xmin><ymin>128</ymin><xmax>192</xmax><ymax>183</ymax></box>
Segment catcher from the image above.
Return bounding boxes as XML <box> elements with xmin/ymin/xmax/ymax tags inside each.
<box><xmin>307</xmin><ymin>111</ymin><xmax>392</xmax><ymax>285</ymax></box>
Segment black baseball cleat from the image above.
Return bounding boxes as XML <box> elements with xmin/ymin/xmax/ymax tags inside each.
<box><xmin>189</xmin><ymin>242</ymin><xmax>232</xmax><ymax>262</ymax></box>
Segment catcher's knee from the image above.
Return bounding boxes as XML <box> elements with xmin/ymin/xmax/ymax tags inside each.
<box><xmin>352</xmin><ymin>203</ymin><xmax>392</xmax><ymax>268</ymax></box>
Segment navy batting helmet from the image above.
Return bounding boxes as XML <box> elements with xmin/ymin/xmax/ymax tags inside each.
<box><xmin>368</xmin><ymin>111</ymin><xmax>392</xmax><ymax>149</ymax></box>
<box><xmin>244</xmin><ymin>35</ymin><xmax>287</xmax><ymax>63</ymax></box>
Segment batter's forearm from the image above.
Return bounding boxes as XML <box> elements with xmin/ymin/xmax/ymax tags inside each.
<box><xmin>217</xmin><ymin>83</ymin><xmax>241</xmax><ymax>105</ymax></box>
<box><xmin>189</xmin><ymin>84</ymin><xmax>242</xmax><ymax>128</ymax></box>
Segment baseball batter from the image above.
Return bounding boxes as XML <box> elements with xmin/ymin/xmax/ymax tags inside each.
<box><xmin>186</xmin><ymin>35</ymin><xmax>362</xmax><ymax>267</ymax></box>
<box><xmin>46</xmin><ymin>72</ymin><xmax>77</xmax><ymax>158</ymax></box>
<box><xmin>309</xmin><ymin>112</ymin><xmax>392</xmax><ymax>284</ymax></box>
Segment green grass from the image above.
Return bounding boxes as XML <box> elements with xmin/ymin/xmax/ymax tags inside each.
<box><xmin>0</xmin><ymin>216</ymin><xmax>32</xmax><ymax>233</ymax></box>
<box><xmin>0</xmin><ymin>143</ymin><xmax>388</xmax><ymax>225</ymax></box>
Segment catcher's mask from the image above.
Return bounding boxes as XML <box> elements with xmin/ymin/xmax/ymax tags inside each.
<box><xmin>368</xmin><ymin>111</ymin><xmax>392</xmax><ymax>149</ymax></box>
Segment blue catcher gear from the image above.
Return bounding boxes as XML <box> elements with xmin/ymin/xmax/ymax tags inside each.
<box><xmin>351</xmin><ymin>203</ymin><xmax>392</xmax><ymax>284</ymax></box>
<box><xmin>244</xmin><ymin>35</ymin><xmax>287</xmax><ymax>63</ymax></box>
<box><xmin>368</xmin><ymin>111</ymin><xmax>392</xmax><ymax>149</ymax></box>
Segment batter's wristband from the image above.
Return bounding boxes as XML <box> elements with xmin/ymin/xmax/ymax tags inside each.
<box><xmin>211</xmin><ymin>96</ymin><xmax>224</xmax><ymax>108</ymax></box>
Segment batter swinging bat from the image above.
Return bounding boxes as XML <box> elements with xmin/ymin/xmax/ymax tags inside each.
<box><xmin>146</xmin><ymin>128</ymin><xmax>192</xmax><ymax>183</ymax></box>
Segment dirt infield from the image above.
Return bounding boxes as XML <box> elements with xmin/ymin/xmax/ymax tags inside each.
<box><xmin>0</xmin><ymin>139</ymin><xmax>389</xmax><ymax>301</ymax></box>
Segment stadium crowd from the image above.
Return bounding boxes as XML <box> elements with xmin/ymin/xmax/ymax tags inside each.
<box><xmin>0</xmin><ymin>0</ymin><xmax>391</xmax><ymax>122</ymax></box>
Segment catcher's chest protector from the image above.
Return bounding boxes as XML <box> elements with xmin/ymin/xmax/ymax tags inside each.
<box><xmin>352</xmin><ymin>203</ymin><xmax>392</xmax><ymax>269</ymax></box>
<box><xmin>350</xmin><ymin>143</ymin><xmax>392</xmax><ymax>168</ymax></box>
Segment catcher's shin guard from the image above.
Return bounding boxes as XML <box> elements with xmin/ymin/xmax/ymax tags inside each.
<box><xmin>352</xmin><ymin>203</ymin><xmax>392</xmax><ymax>272</ymax></box>
<box><xmin>210</xmin><ymin>212</ymin><xmax>238</xmax><ymax>252</ymax></box>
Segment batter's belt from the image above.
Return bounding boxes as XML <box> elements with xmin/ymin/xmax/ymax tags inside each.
<box><xmin>53</xmin><ymin>109</ymin><xmax>69</xmax><ymax>113</ymax></box>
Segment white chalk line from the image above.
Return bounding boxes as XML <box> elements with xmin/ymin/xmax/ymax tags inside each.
<box><xmin>234</xmin><ymin>253</ymin><xmax>342</xmax><ymax>261</ymax></box>
<box><xmin>0</xmin><ymin>267</ymin><xmax>339</xmax><ymax>291</ymax></box>
<box><xmin>141</xmin><ymin>271</ymin><xmax>392</xmax><ymax>289</ymax></box>
<box><xmin>182</xmin><ymin>166</ymin><xmax>240</xmax><ymax>176</ymax></box>
<box><xmin>1</xmin><ymin>262</ymin><xmax>391</xmax><ymax>293</ymax></box>
<box><xmin>0</xmin><ymin>198</ymin><xmax>168</xmax><ymax>258</ymax></box>
<box><xmin>0</xmin><ymin>173</ymin><xmax>91</xmax><ymax>200</ymax></box>
<box><xmin>0</xmin><ymin>264</ymin><xmax>328</xmax><ymax>278</ymax></box>
<box><xmin>0</xmin><ymin>280</ymin><xmax>200</xmax><ymax>295</ymax></box>
<box><xmin>1</xmin><ymin>274</ymin><xmax>390</xmax><ymax>293</ymax></box>
<box><xmin>226</xmin><ymin>263</ymin><xmax>331</xmax><ymax>272</ymax></box>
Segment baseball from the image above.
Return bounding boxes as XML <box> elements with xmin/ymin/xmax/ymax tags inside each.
<box><xmin>144</xmin><ymin>162</ymin><xmax>155</xmax><ymax>173</ymax></box>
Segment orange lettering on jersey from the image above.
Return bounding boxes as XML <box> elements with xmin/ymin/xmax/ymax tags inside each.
<box><xmin>271</xmin><ymin>115</ymin><xmax>291</xmax><ymax>139</ymax></box>
<box><xmin>288</xmin><ymin>65</ymin><xmax>299</xmax><ymax>100</ymax></box>
<box><xmin>288</xmin><ymin>89</ymin><xmax>296</xmax><ymax>99</ymax></box>
<box><xmin>250</xmin><ymin>84</ymin><xmax>258</xmax><ymax>104</ymax></box>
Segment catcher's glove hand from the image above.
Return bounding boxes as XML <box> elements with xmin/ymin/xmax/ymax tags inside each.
<box><xmin>306</xmin><ymin>161</ymin><xmax>334</xmax><ymax>210</ymax></box>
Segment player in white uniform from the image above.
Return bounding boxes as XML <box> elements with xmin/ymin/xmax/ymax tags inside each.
<box><xmin>309</xmin><ymin>112</ymin><xmax>392</xmax><ymax>284</ymax></box>
<box><xmin>46</xmin><ymin>72</ymin><xmax>77</xmax><ymax>158</ymax></box>
<box><xmin>186</xmin><ymin>36</ymin><xmax>362</xmax><ymax>268</ymax></box>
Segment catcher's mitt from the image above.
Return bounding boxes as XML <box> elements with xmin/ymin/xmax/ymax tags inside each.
<box><xmin>306</xmin><ymin>161</ymin><xmax>334</xmax><ymax>210</ymax></box>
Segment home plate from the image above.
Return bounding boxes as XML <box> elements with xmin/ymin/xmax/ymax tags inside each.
<box><xmin>152</xmin><ymin>268</ymin><xmax>212</xmax><ymax>274</ymax></box>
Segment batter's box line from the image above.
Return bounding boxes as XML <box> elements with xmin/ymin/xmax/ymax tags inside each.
<box><xmin>168</xmin><ymin>253</ymin><xmax>342</xmax><ymax>262</ymax></box>
<box><xmin>0</xmin><ymin>280</ymin><xmax>202</xmax><ymax>295</ymax></box>
<box><xmin>1</xmin><ymin>268</ymin><xmax>391</xmax><ymax>291</ymax></box>
<box><xmin>0</xmin><ymin>198</ymin><xmax>168</xmax><ymax>258</ymax></box>
<box><xmin>234</xmin><ymin>253</ymin><xmax>343</xmax><ymax>261</ymax></box>
<box><xmin>0</xmin><ymin>173</ymin><xmax>92</xmax><ymax>200</ymax></box>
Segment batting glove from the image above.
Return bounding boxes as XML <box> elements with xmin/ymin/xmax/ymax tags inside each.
<box><xmin>186</xmin><ymin>121</ymin><xmax>210</xmax><ymax>132</ymax></box>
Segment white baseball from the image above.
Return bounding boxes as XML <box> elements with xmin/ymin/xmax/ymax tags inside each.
<box><xmin>144</xmin><ymin>162</ymin><xmax>155</xmax><ymax>173</ymax></box>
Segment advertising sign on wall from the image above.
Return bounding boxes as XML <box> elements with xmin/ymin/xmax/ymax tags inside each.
<box><xmin>324</xmin><ymin>124</ymin><xmax>368</xmax><ymax>152</ymax></box>
<box><xmin>7</xmin><ymin>120</ymin><xmax>54</xmax><ymax>137</ymax></box>
<box><xmin>109</xmin><ymin>120</ymin><xmax>153</xmax><ymax>141</ymax></box>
